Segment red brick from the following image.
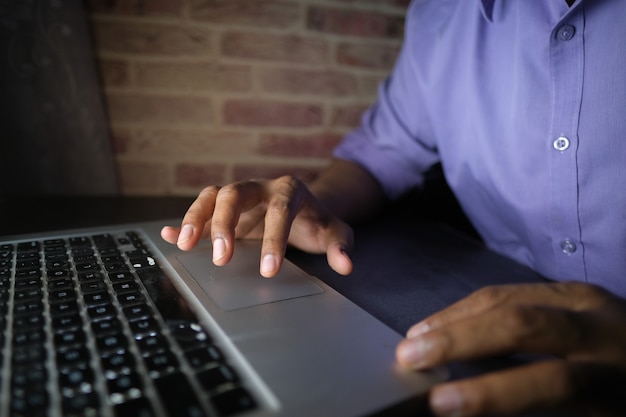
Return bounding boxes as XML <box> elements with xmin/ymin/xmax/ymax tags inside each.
<box><xmin>331</xmin><ymin>104</ymin><xmax>369</xmax><ymax>128</ymax></box>
<box><xmin>189</xmin><ymin>0</ymin><xmax>300</xmax><ymax>29</ymax></box>
<box><xmin>135</xmin><ymin>62</ymin><xmax>251</xmax><ymax>92</ymax></box>
<box><xmin>97</xmin><ymin>58</ymin><xmax>130</xmax><ymax>88</ymax></box>
<box><xmin>322</xmin><ymin>0</ymin><xmax>410</xmax><ymax>10</ymax></box>
<box><xmin>233</xmin><ymin>165</ymin><xmax>320</xmax><ymax>183</ymax></box>
<box><xmin>92</xmin><ymin>20</ymin><xmax>213</xmax><ymax>56</ymax></box>
<box><xmin>307</xmin><ymin>6</ymin><xmax>404</xmax><ymax>38</ymax></box>
<box><xmin>105</xmin><ymin>93</ymin><xmax>213</xmax><ymax>125</ymax></box>
<box><xmin>359</xmin><ymin>74</ymin><xmax>387</xmax><ymax>98</ymax></box>
<box><xmin>176</xmin><ymin>163</ymin><xmax>227</xmax><ymax>187</ymax></box>
<box><xmin>336</xmin><ymin>43</ymin><xmax>399</xmax><ymax>69</ymax></box>
<box><xmin>117</xmin><ymin>160</ymin><xmax>169</xmax><ymax>194</ymax></box>
<box><xmin>221</xmin><ymin>32</ymin><xmax>329</xmax><ymax>64</ymax></box>
<box><xmin>259</xmin><ymin>133</ymin><xmax>342</xmax><ymax>157</ymax></box>
<box><xmin>111</xmin><ymin>127</ymin><xmax>132</xmax><ymax>154</ymax></box>
<box><xmin>223</xmin><ymin>100</ymin><xmax>323</xmax><ymax>127</ymax></box>
<box><xmin>85</xmin><ymin>0</ymin><xmax>184</xmax><ymax>16</ymax></box>
<box><xmin>110</xmin><ymin>128</ymin><xmax>255</xmax><ymax>157</ymax></box>
<box><xmin>258</xmin><ymin>68</ymin><xmax>357</xmax><ymax>97</ymax></box>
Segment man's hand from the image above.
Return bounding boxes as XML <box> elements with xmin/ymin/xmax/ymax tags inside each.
<box><xmin>161</xmin><ymin>175</ymin><xmax>354</xmax><ymax>277</ymax></box>
<box><xmin>396</xmin><ymin>282</ymin><xmax>626</xmax><ymax>417</ymax></box>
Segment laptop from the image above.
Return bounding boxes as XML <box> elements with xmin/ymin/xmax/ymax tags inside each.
<box><xmin>0</xmin><ymin>219</ymin><xmax>446</xmax><ymax>417</ymax></box>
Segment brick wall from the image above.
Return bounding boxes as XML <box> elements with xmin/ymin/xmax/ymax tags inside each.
<box><xmin>84</xmin><ymin>0</ymin><xmax>408</xmax><ymax>195</ymax></box>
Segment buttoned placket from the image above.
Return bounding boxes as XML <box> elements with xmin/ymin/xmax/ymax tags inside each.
<box><xmin>547</xmin><ymin>9</ymin><xmax>587</xmax><ymax>280</ymax></box>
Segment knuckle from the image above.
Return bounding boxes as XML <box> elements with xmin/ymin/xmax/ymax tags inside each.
<box><xmin>473</xmin><ymin>285</ymin><xmax>507</xmax><ymax>306</ymax></box>
<box><xmin>499</xmin><ymin>307</ymin><xmax>540</xmax><ymax>345</ymax></box>
<box><xmin>199</xmin><ymin>185</ymin><xmax>220</xmax><ymax>197</ymax></box>
<box><xmin>216</xmin><ymin>183</ymin><xmax>241</xmax><ymax>200</ymax></box>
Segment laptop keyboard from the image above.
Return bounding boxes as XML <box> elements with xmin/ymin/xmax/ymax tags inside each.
<box><xmin>0</xmin><ymin>231</ymin><xmax>258</xmax><ymax>417</ymax></box>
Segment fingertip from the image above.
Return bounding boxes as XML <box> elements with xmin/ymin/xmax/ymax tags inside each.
<box><xmin>176</xmin><ymin>224</ymin><xmax>195</xmax><ymax>250</ymax></box>
<box><xmin>327</xmin><ymin>246</ymin><xmax>353</xmax><ymax>276</ymax></box>
<box><xmin>212</xmin><ymin>236</ymin><xmax>227</xmax><ymax>264</ymax></box>
<box><xmin>430</xmin><ymin>384</ymin><xmax>465</xmax><ymax>417</ymax></box>
<box><xmin>260</xmin><ymin>254</ymin><xmax>279</xmax><ymax>278</ymax></box>
<box><xmin>160</xmin><ymin>226</ymin><xmax>180</xmax><ymax>244</ymax></box>
<box><xmin>407</xmin><ymin>322</ymin><xmax>430</xmax><ymax>339</ymax></box>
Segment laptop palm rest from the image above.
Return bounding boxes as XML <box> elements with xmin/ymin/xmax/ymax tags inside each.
<box><xmin>177</xmin><ymin>241</ymin><xmax>324</xmax><ymax>311</ymax></box>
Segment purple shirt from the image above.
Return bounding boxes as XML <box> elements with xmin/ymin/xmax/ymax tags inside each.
<box><xmin>334</xmin><ymin>0</ymin><xmax>626</xmax><ymax>297</ymax></box>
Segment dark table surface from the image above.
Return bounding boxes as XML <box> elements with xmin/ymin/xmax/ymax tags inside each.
<box><xmin>0</xmin><ymin>194</ymin><xmax>585</xmax><ymax>417</ymax></box>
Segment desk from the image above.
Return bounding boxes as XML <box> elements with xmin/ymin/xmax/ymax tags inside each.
<box><xmin>0</xmin><ymin>196</ymin><xmax>585</xmax><ymax>417</ymax></box>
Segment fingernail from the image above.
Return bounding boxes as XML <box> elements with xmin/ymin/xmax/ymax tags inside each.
<box><xmin>213</xmin><ymin>237</ymin><xmax>226</xmax><ymax>261</ymax></box>
<box><xmin>398</xmin><ymin>337</ymin><xmax>434</xmax><ymax>369</ymax></box>
<box><xmin>261</xmin><ymin>254</ymin><xmax>277</xmax><ymax>276</ymax></box>
<box><xmin>177</xmin><ymin>224</ymin><xmax>194</xmax><ymax>245</ymax></box>
<box><xmin>431</xmin><ymin>386</ymin><xmax>464</xmax><ymax>417</ymax></box>
<box><xmin>407</xmin><ymin>322</ymin><xmax>430</xmax><ymax>338</ymax></box>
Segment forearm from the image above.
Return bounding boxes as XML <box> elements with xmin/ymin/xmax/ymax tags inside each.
<box><xmin>308</xmin><ymin>158</ymin><xmax>387</xmax><ymax>224</ymax></box>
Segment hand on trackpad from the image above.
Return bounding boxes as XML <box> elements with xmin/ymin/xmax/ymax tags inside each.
<box><xmin>177</xmin><ymin>240</ymin><xmax>323</xmax><ymax>311</ymax></box>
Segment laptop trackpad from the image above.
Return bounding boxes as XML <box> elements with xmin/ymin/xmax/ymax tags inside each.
<box><xmin>177</xmin><ymin>241</ymin><xmax>324</xmax><ymax>311</ymax></box>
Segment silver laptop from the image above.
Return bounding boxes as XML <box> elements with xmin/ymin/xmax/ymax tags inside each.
<box><xmin>0</xmin><ymin>219</ymin><xmax>445</xmax><ymax>417</ymax></box>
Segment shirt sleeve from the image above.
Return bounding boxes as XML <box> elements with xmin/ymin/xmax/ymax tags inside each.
<box><xmin>332</xmin><ymin>5</ymin><xmax>440</xmax><ymax>200</ymax></box>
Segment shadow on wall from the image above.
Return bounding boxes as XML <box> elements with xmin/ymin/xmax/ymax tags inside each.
<box><xmin>0</xmin><ymin>0</ymin><xmax>118</xmax><ymax>195</ymax></box>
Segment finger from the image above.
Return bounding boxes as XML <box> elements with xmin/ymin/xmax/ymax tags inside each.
<box><xmin>211</xmin><ymin>181</ymin><xmax>266</xmax><ymax>266</ymax></box>
<box><xmin>326</xmin><ymin>240</ymin><xmax>353</xmax><ymax>276</ymax></box>
<box><xmin>160</xmin><ymin>225</ymin><xmax>180</xmax><ymax>245</ymax></box>
<box><xmin>397</xmin><ymin>306</ymin><xmax>594</xmax><ymax>370</ymax></box>
<box><xmin>407</xmin><ymin>282</ymin><xmax>610</xmax><ymax>338</ymax></box>
<box><xmin>176</xmin><ymin>186</ymin><xmax>220</xmax><ymax>251</ymax></box>
<box><xmin>259</xmin><ymin>177</ymin><xmax>308</xmax><ymax>277</ymax></box>
<box><xmin>428</xmin><ymin>360</ymin><xmax>572</xmax><ymax>417</ymax></box>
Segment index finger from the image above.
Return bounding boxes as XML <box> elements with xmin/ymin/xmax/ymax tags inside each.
<box><xmin>172</xmin><ymin>185</ymin><xmax>220</xmax><ymax>251</ymax></box>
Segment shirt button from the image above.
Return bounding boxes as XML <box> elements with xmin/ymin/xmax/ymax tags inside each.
<box><xmin>557</xmin><ymin>24</ymin><xmax>576</xmax><ymax>41</ymax></box>
<box><xmin>553</xmin><ymin>136</ymin><xmax>570</xmax><ymax>151</ymax></box>
<box><xmin>560</xmin><ymin>239</ymin><xmax>577</xmax><ymax>254</ymax></box>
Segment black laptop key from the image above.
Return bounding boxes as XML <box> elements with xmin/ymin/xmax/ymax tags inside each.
<box><xmin>13</xmin><ymin>329</ymin><xmax>45</xmax><ymax>347</ymax></box>
<box><xmin>69</xmin><ymin>236</ymin><xmax>91</xmax><ymax>247</ymax></box>
<box><xmin>53</xmin><ymin>314</ymin><xmax>82</xmax><ymax>331</ymax></box>
<box><xmin>185</xmin><ymin>345</ymin><xmax>224</xmax><ymax>369</ymax></box>
<box><xmin>16</xmin><ymin>259</ymin><xmax>40</xmax><ymax>269</ymax></box>
<box><xmin>211</xmin><ymin>387</ymin><xmax>257</xmax><ymax>417</ymax></box>
<box><xmin>117</xmin><ymin>291</ymin><xmax>145</xmax><ymax>306</ymax></box>
<box><xmin>114</xmin><ymin>396</ymin><xmax>157</xmax><ymax>417</ymax></box>
<box><xmin>153</xmin><ymin>372</ymin><xmax>207</xmax><ymax>417</ymax></box>
<box><xmin>196</xmin><ymin>364</ymin><xmax>239</xmax><ymax>391</ymax></box>
<box><xmin>14</xmin><ymin>312</ymin><xmax>44</xmax><ymax>329</ymax></box>
<box><xmin>92</xmin><ymin>317</ymin><xmax>121</xmax><ymax>335</ymax></box>
<box><xmin>60</xmin><ymin>366</ymin><xmax>95</xmax><ymax>391</ymax></box>
<box><xmin>16</xmin><ymin>266</ymin><xmax>41</xmax><ymax>277</ymax></box>
<box><xmin>61</xmin><ymin>391</ymin><xmax>100</xmax><ymax>417</ymax></box>
<box><xmin>97</xmin><ymin>331</ymin><xmax>129</xmax><ymax>353</ymax></box>
<box><xmin>106</xmin><ymin>370</ymin><xmax>143</xmax><ymax>399</ymax></box>
<box><xmin>144</xmin><ymin>350</ymin><xmax>179</xmax><ymax>376</ymax></box>
<box><xmin>11</xmin><ymin>382</ymin><xmax>49</xmax><ymax>417</ymax></box>
<box><xmin>128</xmin><ymin>316</ymin><xmax>160</xmax><ymax>337</ymax></box>
<box><xmin>14</xmin><ymin>287</ymin><xmax>43</xmax><ymax>303</ymax></box>
<box><xmin>83</xmin><ymin>290</ymin><xmax>111</xmax><ymax>306</ymax></box>
<box><xmin>81</xmin><ymin>279</ymin><xmax>107</xmax><ymax>293</ymax></box>
<box><xmin>48</xmin><ymin>277</ymin><xmax>74</xmax><ymax>290</ymax></box>
<box><xmin>88</xmin><ymin>303</ymin><xmax>116</xmax><ymax>320</ymax></box>
<box><xmin>102</xmin><ymin>350</ymin><xmax>136</xmax><ymax>373</ymax></box>
<box><xmin>171</xmin><ymin>321</ymin><xmax>211</xmax><ymax>350</ymax></box>
<box><xmin>50</xmin><ymin>299</ymin><xmax>79</xmax><ymax>317</ymax></box>
<box><xmin>123</xmin><ymin>304</ymin><xmax>153</xmax><ymax>321</ymax></box>
<box><xmin>49</xmin><ymin>288</ymin><xmax>77</xmax><ymax>304</ymax></box>
<box><xmin>135</xmin><ymin>334</ymin><xmax>170</xmax><ymax>355</ymax></box>
<box><xmin>57</xmin><ymin>347</ymin><xmax>90</xmax><ymax>369</ymax></box>
<box><xmin>55</xmin><ymin>329</ymin><xmax>86</xmax><ymax>348</ymax></box>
